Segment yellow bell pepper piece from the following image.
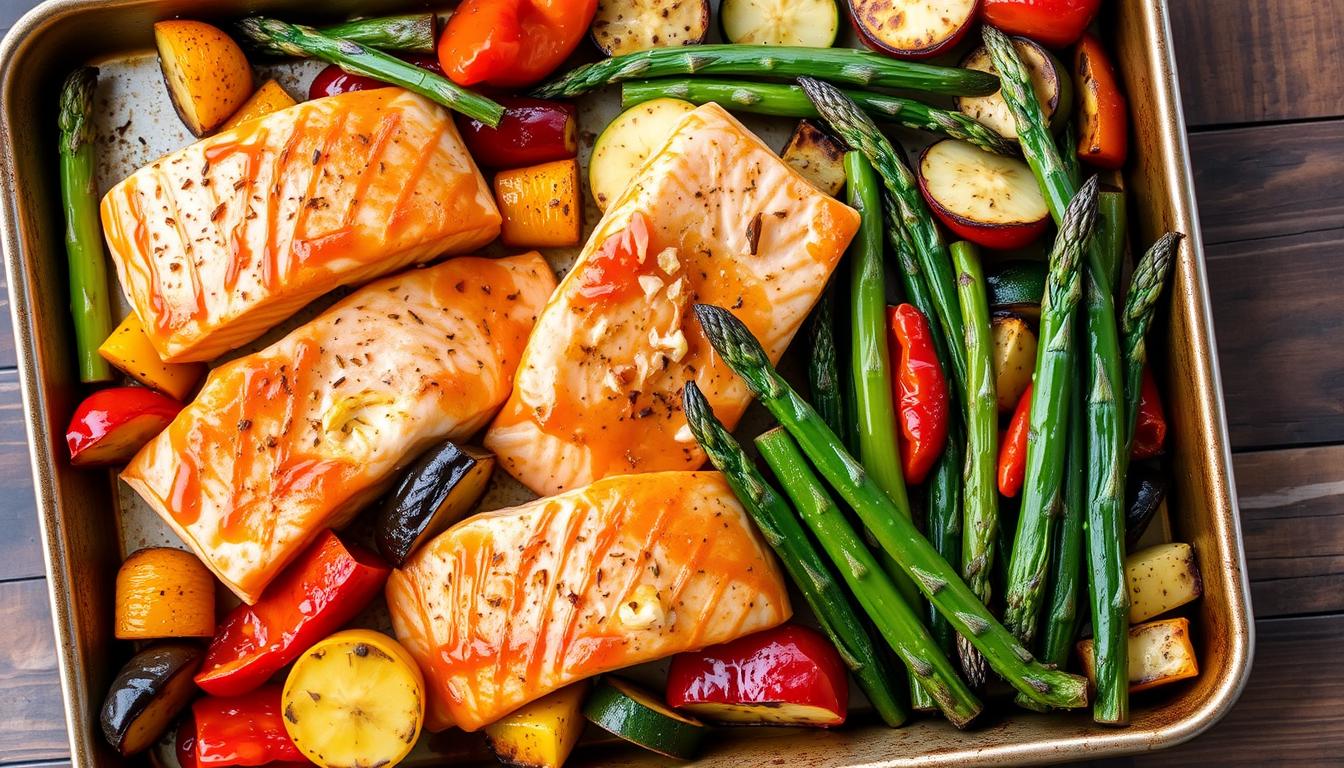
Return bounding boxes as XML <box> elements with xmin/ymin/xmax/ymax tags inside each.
<box><xmin>98</xmin><ymin>313</ymin><xmax>205</xmax><ymax>400</ymax></box>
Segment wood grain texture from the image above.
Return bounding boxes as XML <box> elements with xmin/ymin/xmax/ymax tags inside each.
<box><xmin>1170</xmin><ymin>0</ymin><xmax>1344</xmax><ymax>126</ymax></box>
<box><xmin>0</xmin><ymin>369</ymin><xmax>43</xmax><ymax>581</ymax></box>
<box><xmin>0</xmin><ymin>578</ymin><xmax>71</xmax><ymax>764</ymax></box>
<box><xmin>1234</xmin><ymin>445</ymin><xmax>1344</xmax><ymax>617</ymax></box>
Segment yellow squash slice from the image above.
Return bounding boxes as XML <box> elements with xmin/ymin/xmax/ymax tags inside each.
<box><xmin>282</xmin><ymin>629</ymin><xmax>426</xmax><ymax>768</ymax></box>
<box><xmin>483</xmin><ymin>683</ymin><xmax>589</xmax><ymax>768</ymax></box>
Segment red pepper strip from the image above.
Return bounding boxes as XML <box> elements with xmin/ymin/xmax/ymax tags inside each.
<box><xmin>1130</xmin><ymin>366</ymin><xmax>1167</xmax><ymax>460</ymax></box>
<box><xmin>194</xmin><ymin>530</ymin><xmax>390</xmax><ymax>697</ymax></box>
<box><xmin>665</xmin><ymin>624</ymin><xmax>848</xmax><ymax>726</ymax></box>
<box><xmin>886</xmin><ymin>305</ymin><xmax>950</xmax><ymax>485</ymax></box>
<box><xmin>998</xmin><ymin>383</ymin><xmax>1033</xmax><ymax>498</ymax></box>
<box><xmin>438</xmin><ymin>0</ymin><xmax>598</xmax><ymax>88</ymax></box>
<box><xmin>193</xmin><ymin>687</ymin><xmax>302</xmax><ymax>767</ymax></box>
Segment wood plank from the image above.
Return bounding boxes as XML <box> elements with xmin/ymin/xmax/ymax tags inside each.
<box><xmin>1204</xmin><ymin>227</ymin><xmax>1344</xmax><ymax>448</ymax></box>
<box><xmin>0</xmin><ymin>267</ymin><xmax>13</xmax><ymax>369</ymax></box>
<box><xmin>0</xmin><ymin>369</ymin><xmax>42</xmax><ymax>581</ymax></box>
<box><xmin>0</xmin><ymin>578</ymin><xmax>70</xmax><ymax>764</ymax></box>
<box><xmin>1116</xmin><ymin>615</ymin><xmax>1344</xmax><ymax>766</ymax></box>
<box><xmin>1190</xmin><ymin>121</ymin><xmax>1344</xmax><ymax>247</ymax></box>
<box><xmin>1170</xmin><ymin>0</ymin><xmax>1344</xmax><ymax>126</ymax></box>
<box><xmin>1233</xmin><ymin>445</ymin><xmax>1344</xmax><ymax>617</ymax></box>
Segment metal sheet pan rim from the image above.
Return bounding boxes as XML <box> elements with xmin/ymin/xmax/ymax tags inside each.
<box><xmin>0</xmin><ymin>0</ymin><xmax>1255</xmax><ymax>764</ymax></box>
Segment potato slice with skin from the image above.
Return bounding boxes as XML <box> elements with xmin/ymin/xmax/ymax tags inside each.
<box><xmin>588</xmin><ymin>98</ymin><xmax>695</xmax><ymax>211</ymax></box>
<box><xmin>484</xmin><ymin>683</ymin><xmax>589</xmax><ymax>768</ymax></box>
<box><xmin>591</xmin><ymin>0</ymin><xmax>710</xmax><ymax>56</ymax></box>
<box><xmin>220</xmin><ymin>79</ymin><xmax>297</xmax><ymax>131</ymax></box>
<box><xmin>992</xmin><ymin>315</ymin><xmax>1037</xmax><ymax>413</ymax></box>
<box><xmin>1077</xmin><ymin>618</ymin><xmax>1199</xmax><ymax>693</ymax></box>
<box><xmin>957</xmin><ymin>38</ymin><xmax>1071</xmax><ymax>140</ymax></box>
<box><xmin>1126</xmin><ymin>542</ymin><xmax>1203</xmax><ymax>623</ymax></box>
<box><xmin>282</xmin><ymin>629</ymin><xmax>425</xmax><ymax>768</ymax></box>
<box><xmin>781</xmin><ymin>120</ymin><xmax>847</xmax><ymax>197</ymax></box>
<box><xmin>154</xmin><ymin>21</ymin><xmax>253</xmax><ymax>136</ymax></box>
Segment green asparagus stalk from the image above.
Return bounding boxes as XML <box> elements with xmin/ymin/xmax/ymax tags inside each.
<box><xmin>844</xmin><ymin>151</ymin><xmax>934</xmax><ymax>711</ymax></box>
<box><xmin>1039</xmin><ymin>314</ymin><xmax>1089</xmax><ymax>669</ymax></box>
<box><xmin>58</xmin><ymin>67</ymin><xmax>114</xmax><ymax>384</ymax></box>
<box><xmin>1059</xmin><ymin>123</ymin><xmax>1082</xmax><ymax>189</ymax></box>
<box><xmin>532</xmin><ymin>45</ymin><xmax>1000</xmax><ymax>100</ymax></box>
<box><xmin>756</xmin><ymin>427</ymin><xmax>981</xmax><ymax>727</ymax></box>
<box><xmin>807</xmin><ymin>281</ymin><xmax>849</xmax><ymax>443</ymax></box>
<box><xmin>681</xmin><ymin>383</ymin><xmax>909</xmax><ymax>727</ymax></box>
<box><xmin>1096</xmin><ymin>189</ymin><xmax>1129</xmax><ymax>292</ymax></box>
<box><xmin>236</xmin><ymin>18</ymin><xmax>504</xmax><ymax>126</ymax></box>
<box><xmin>622</xmin><ymin>79</ymin><xmax>1016</xmax><ymax>156</ymax></box>
<box><xmin>251</xmin><ymin>13</ymin><xmax>437</xmax><ymax>55</ymax></box>
<box><xmin>693</xmin><ymin>304</ymin><xmax>1089</xmax><ymax>710</ymax></box>
<box><xmin>1121</xmin><ymin>233</ymin><xmax>1184</xmax><ymax>450</ymax></box>
<box><xmin>1001</xmin><ymin>176</ymin><xmax>1099</xmax><ymax>647</ymax></box>
<box><xmin>982</xmin><ymin>24</ymin><xmax>1131</xmax><ymax>723</ymax></box>
<box><xmin>924</xmin><ymin>426</ymin><xmax>963</xmax><ymax>657</ymax></box>
<box><xmin>949</xmin><ymin>241</ymin><xmax>999</xmax><ymax>688</ymax></box>
<box><xmin>799</xmin><ymin>76</ymin><xmax>968</xmax><ymax>397</ymax></box>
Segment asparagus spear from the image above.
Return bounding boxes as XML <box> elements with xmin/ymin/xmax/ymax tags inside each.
<box><xmin>925</xmin><ymin>425</ymin><xmax>963</xmax><ymax>657</ymax></box>
<box><xmin>1096</xmin><ymin>189</ymin><xmax>1129</xmax><ymax>292</ymax></box>
<box><xmin>236</xmin><ymin>18</ymin><xmax>504</xmax><ymax>126</ymax></box>
<box><xmin>58</xmin><ymin>67</ymin><xmax>114</xmax><ymax>384</ymax></box>
<box><xmin>948</xmin><ymin>241</ymin><xmax>998</xmax><ymax>688</ymax></box>
<box><xmin>755</xmin><ymin>427</ymin><xmax>981</xmax><ymax>727</ymax></box>
<box><xmin>807</xmin><ymin>281</ymin><xmax>849</xmax><ymax>444</ymax></box>
<box><xmin>622</xmin><ymin>79</ymin><xmax>1016</xmax><ymax>156</ymax></box>
<box><xmin>799</xmin><ymin>76</ymin><xmax>968</xmax><ymax>397</ymax></box>
<box><xmin>251</xmin><ymin>13</ymin><xmax>437</xmax><ymax>55</ymax></box>
<box><xmin>1121</xmin><ymin>233</ymin><xmax>1184</xmax><ymax>451</ymax></box>
<box><xmin>680</xmin><ymin>383</ymin><xmax>909</xmax><ymax>727</ymax></box>
<box><xmin>982</xmin><ymin>24</ymin><xmax>1131</xmax><ymax>723</ymax></box>
<box><xmin>845</xmin><ymin>151</ymin><xmax>935</xmax><ymax>710</ymax></box>
<box><xmin>532</xmin><ymin>45</ymin><xmax>1000</xmax><ymax>100</ymax></box>
<box><xmin>1058</xmin><ymin>122</ymin><xmax>1082</xmax><ymax>189</ymax></box>
<box><xmin>693</xmin><ymin>304</ymin><xmax>1089</xmax><ymax>710</ymax></box>
<box><xmin>1001</xmin><ymin>176</ymin><xmax>1099</xmax><ymax>647</ymax></box>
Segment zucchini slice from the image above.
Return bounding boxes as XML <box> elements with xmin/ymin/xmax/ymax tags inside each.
<box><xmin>720</xmin><ymin>0</ymin><xmax>839</xmax><ymax>47</ymax></box>
<box><xmin>376</xmin><ymin>441</ymin><xmax>495</xmax><ymax>566</ymax></box>
<box><xmin>589</xmin><ymin>98</ymin><xmax>696</xmax><ymax>211</ymax></box>
<box><xmin>101</xmin><ymin>643</ymin><xmax>204</xmax><ymax>756</ymax></box>
<box><xmin>957</xmin><ymin>38</ymin><xmax>1073</xmax><ymax>140</ymax></box>
<box><xmin>591</xmin><ymin>0</ymin><xmax>710</xmax><ymax>57</ymax></box>
<box><xmin>583</xmin><ymin>677</ymin><xmax>704</xmax><ymax>760</ymax></box>
<box><xmin>986</xmin><ymin>259</ymin><xmax>1046</xmax><ymax>319</ymax></box>
<box><xmin>781</xmin><ymin>120</ymin><xmax>847</xmax><ymax>197</ymax></box>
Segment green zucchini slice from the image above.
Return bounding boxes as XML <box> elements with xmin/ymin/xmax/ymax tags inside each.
<box><xmin>583</xmin><ymin>677</ymin><xmax>704</xmax><ymax>760</ymax></box>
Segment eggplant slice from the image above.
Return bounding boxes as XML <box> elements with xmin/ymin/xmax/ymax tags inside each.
<box><xmin>101</xmin><ymin>642</ymin><xmax>203</xmax><ymax>756</ymax></box>
<box><xmin>377</xmin><ymin>442</ymin><xmax>496</xmax><ymax>566</ymax></box>
<box><xmin>1126</xmin><ymin>463</ymin><xmax>1169</xmax><ymax>549</ymax></box>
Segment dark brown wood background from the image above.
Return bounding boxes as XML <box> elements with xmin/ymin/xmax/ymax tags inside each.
<box><xmin>1</xmin><ymin>0</ymin><xmax>1342</xmax><ymax>765</ymax></box>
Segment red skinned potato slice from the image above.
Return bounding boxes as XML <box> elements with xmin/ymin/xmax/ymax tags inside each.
<box><xmin>591</xmin><ymin>0</ymin><xmax>710</xmax><ymax>56</ymax></box>
<box><xmin>850</xmin><ymin>0</ymin><xmax>978</xmax><ymax>59</ymax></box>
<box><xmin>957</xmin><ymin>37</ymin><xmax>1072</xmax><ymax>139</ymax></box>
<box><xmin>918</xmin><ymin>139</ymin><xmax>1049</xmax><ymax>250</ymax></box>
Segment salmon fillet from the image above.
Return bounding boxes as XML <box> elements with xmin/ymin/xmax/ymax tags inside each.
<box><xmin>122</xmin><ymin>253</ymin><xmax>556</xmax><ymax>604</ymax></box>
<box><xmin>385</xmin><ymin>471</ymin><xmax>791</xmax><ymax>731</ymax></box>
<box><xmin>484</xmin><ymin>103</ymin><xmax>859</xmax><ymax>496</ymax></box>
<box><xmin>102</xmin><ymin>88</ymin><xmax>501</xmax><ymax>363</ymax></box>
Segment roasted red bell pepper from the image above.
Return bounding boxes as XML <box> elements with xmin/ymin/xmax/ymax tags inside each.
<box><xmin>438</xmin><ymin>0</ymin><xmax>598</xmax><ymax>89</ymax></box>
<box><xmin>666</xmin><ymin>624</ymin><xmax>848</xmax><ymax>727</ymax></box>
<box><xmin>457</xmin><ymin>97</ymin><xmax>578</xmax><ymax>169</ymax></box>
<box><xmin>307</xmin><ymin>55</ymin><xmax>443</xmax><ymax>100</ymax></box>
<box><xmin>192</xmin><ymin>687</ymin><xmax>302</xmax><ymax>767</ymax></box>
<box><xmin>998</xmin><ymin>383</ymin><xmax>1033</xmax><ymax>497</ymax></box>
<box><xmin>194</xmin><ymin>531</ymin><xmax>390</xmax><ymax>697</ymax></box>
<box><xmin>176</xmin><ymin>713</ymin><xmax>198</xmax><ymax>768</ymax></box>
<box><xmin>981</xmin><ymin>0</ymin><xmax>1101</xmax><ymax>48</ymax></box>
<box><xmin>65</xmin><ymin>386</ymin><xmax>183</xmax><ymax>466</ymax></box>
<box><xmin>886</xmin><ymin>304</ymin><xmax>950</xmax><ymax>485</ymax></box>
<box><xmin>576</xmin><ymin>211</ymin><xmax>651</xmax><ymax>304</ymax></box>
<box><xmin>1075</xmin><ymin>32</ymin><xmax>1128</xmax><ymax>170</ymax></box>
<box><xmin>1131</xmin><ymin>366</ymin><xmax>1167</xmax><ymax>460</ymax></box>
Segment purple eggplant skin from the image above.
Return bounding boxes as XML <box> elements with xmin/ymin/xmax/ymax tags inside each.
<box><xmin>375</xmin><ymin>441</ymin><xmax>496</xmax><ymax>566</ymax></box>
<box><xmin>101</xmin><ymin>642</ymin><xmax>203</xmax><ymax>756</ymax></box>
<box><xmin>1125</xmin><ymin>463</ymin><xmax>1168</xmax><ymax>549</ymax></box>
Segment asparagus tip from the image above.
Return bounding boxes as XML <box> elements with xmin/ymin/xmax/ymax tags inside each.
<box><xmin>58</xmin><ymin>67</ymin><xmax>98</xmax><ymax>154</ymax></box>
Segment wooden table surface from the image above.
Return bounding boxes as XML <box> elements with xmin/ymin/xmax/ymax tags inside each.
<box><xmin>2</xmin><ymin>1</ymin><xmax>1342</xmax><ymax>765</ymax></box>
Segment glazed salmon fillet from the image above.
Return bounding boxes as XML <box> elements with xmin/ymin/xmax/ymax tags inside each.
<box><xmin>484</xmin><ymin>104</ymin><xmax>859</xmax><ymax>496</ymax></box>
<box><xmin>122</xmin><ymin>253</ymin><xmax>556</xmax><ymax>604</ymax></box>
<box><xmin>102</xmin><ymin>88</ymin><xmax>501</xmax><ymax>363</ymax></box>
<box><xmin>385</xmin><ymin>471</ymin><xmax>791</xmax><ymax>731</ymax></box>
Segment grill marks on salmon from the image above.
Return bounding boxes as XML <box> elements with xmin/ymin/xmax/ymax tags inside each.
<box><xmin>385</xmin><ymin>471</ymin><xmax>791</xmax><ymax>731</ymax></box>
<box><xmin>122</xmin><ymin>253</ymin><xmax>556</xmax><ymax>604</ymax></box>
<box><xmin>101</xmin><ymin>89</ymin><xmax>501</xmax><ymax>363</ymax></box>
<box><xmin>484</xmin><ymin>104</ymin><xmax>860</xmax><ymax>496</ymax></box>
